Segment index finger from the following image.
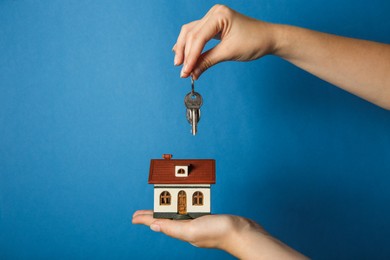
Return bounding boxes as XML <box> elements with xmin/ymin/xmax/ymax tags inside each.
<box><xmin>132</xmin><ymin>210</ymin><xmax>155</xmax><ymax>226</ymax></box>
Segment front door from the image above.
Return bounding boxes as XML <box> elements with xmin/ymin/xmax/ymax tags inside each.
<box><xmin>177</xmin><ymin>190</ymin><xmax>187</xmax><ymax>215</ymax></box>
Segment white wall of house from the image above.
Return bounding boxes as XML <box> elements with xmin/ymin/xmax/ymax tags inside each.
<box><xmin>154</xmin><ymin>184</ymin><xmax>211</xmax><ymax>213</ymax></box>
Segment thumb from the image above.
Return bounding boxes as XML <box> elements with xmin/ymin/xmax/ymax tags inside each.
<box><xmin>192</xmin><ymin>44</ymin><xmax>227</xmax><ymax>80</ymax></box>
<box><xmin>150</xmin><ymin>219</ymin><xmax>192</xmax><ymax>241</ymax></box>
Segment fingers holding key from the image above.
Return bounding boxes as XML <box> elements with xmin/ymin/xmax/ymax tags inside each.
<box><xmin>174</xmin><ymin>4</ymin><xmax>233</xmax><ymax>79</ymax></box>
<box><xmin>173</xmin><ymin>21</ymin><xmax>198</xmax><ymax>67</ymax></box>
<box><xmin>173</xmin><ymin>5</ymin><xmax>279</xmax><ymax>80</ymax></box>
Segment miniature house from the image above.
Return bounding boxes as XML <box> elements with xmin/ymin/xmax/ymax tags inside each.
<box><xmin>148</xmin><ymin>154</ymin><xmax>216</xmax><ymax>219</ymax></box>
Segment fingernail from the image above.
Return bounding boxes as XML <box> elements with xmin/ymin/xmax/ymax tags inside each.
<box><xmin>180</xmin><ymin>64</ymin><xmax>187</xmax><ymax>77</ymax></box>
<box><xmin>150</xmin><ymin>223</ymin><xmax>161</xmax><ymax>232</ymax></box>
<box><xmin>174</xmin><ymin>55</ymin><xmax>178</xmax><ymax>66</ymax></box>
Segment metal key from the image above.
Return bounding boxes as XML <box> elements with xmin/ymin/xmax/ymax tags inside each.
<box><xmin>184</xmin><ymin>78</ymin><xmax>203</xmax><ymax>135</ymax></box>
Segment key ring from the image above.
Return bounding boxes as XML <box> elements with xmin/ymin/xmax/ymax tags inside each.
<box><xmin>191</xmin><ymin>77</ymin><xmax>195</xmax><ymax>94</ymax></box>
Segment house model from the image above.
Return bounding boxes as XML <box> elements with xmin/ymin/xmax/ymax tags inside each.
<box><xmin>148</xmin><ymin>154</ymin><xmax>216</xmax><ymax>219</ymax></box>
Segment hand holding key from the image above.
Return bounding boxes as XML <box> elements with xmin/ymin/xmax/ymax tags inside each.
<box><xmin>184</xmin><ymin>78</ymin><xmax>203</xmax><ymax>135</ymax></box>
<box><xmin>173</xmin><ymin>4</ymin><xmax>276</xmax><ymax>80</ymax></box>
<box><xmin>174</xmin><ymin>4</ymin><xmax>390</xmax><ymax>110</ymax></box>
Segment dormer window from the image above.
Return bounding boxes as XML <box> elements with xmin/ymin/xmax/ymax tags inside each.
<box><xmin>175</xmin><ymin>165</ymin><xmax>189</xmax><ymax>177</ymax></box>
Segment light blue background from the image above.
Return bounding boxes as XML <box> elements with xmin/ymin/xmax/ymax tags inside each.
<box><xmin>1</xmin><ymin>1</ymin><xmax>390</xmax><ymax>259</ymax></box>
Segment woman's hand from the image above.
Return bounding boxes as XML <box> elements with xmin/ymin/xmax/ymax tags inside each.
<box><xmin>174</xmin><ymin>4</ymin><xmax>390</xmax><ymax>109</ymax></box>
<box><xmin>132</xmin><ymin>210</ymin><xmax>308</xmax><ymax>259</ymax></box>
<box><xmin>173</xmin><ymin>4</ymin><xmax>277</xmax><ymax>80</ymax></box>
<box><xmin>132</xmin><ymin>210</ymin><xmax>265</xmax><ymax>249</ymax></box>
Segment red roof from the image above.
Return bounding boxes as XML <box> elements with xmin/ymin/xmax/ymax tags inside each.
<box><xmin>148</xmin><ymin>155</ymin><xmax>216</xmax><ymax>184</ymax></box>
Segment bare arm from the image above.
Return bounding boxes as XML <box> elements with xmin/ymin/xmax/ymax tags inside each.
<box><xmin>274</xmin><ymin>25</ymin><xmax>390</xmax><ymax>109</ymax></box>
<box><xmin>174</xmin><ymin>4</ymin><xmax>390</xmax><ymax>110</ymax></box>
<box><xmin>133</xmin><ymin>210</ymin><xmax>308</xmax><ymax>260</ymax></box>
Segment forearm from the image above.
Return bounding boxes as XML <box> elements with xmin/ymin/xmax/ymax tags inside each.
<box><xmin>270</xmin><ymin>24</ymin><xmax>390</xmax><ymax>110</ymax></box>
<box><xmin>220</xmin><ymin>219</ymin><xmax>308</xmax><ymax>259</ymax></box>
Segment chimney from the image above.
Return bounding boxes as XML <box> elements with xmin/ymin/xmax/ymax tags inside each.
<box><xmin>163</xmin><ymin>154</ymin><xmax>172</xmax><ymax>160</ymax></box>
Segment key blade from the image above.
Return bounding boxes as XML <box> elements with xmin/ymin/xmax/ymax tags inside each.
<box><xmin>192</xmin><ymin>109</ymin><xmax>197</xmax><ymax>135</ymax></box>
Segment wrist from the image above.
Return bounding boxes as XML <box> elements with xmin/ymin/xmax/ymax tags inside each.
<box><xmin>218</xmin><ymin>217</ymin><xmax>308</xmax><ymax>259</ymax></box>
<box><xmin>251</xmin><ymin>20</ymin><xmax>288</xmax><ymax>59</ymax></box>
<box><xmin>267</xmin><ymin>23</ymin><xmax>291</xmax><ymax>58</ymax></box>
<box><xmin>270</xmin><ymin>24</ymin><xmax>313</xmax><ymax>63</ymax></box>
<box><xmin>217</xmin><ymin>217</ymin><xmax>269</xmax><ymax>259</ymax></box>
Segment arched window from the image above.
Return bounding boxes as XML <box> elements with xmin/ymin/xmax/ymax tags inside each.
<box><xmin>192</xmin><ymin>191</ymin><xmax>203</xmax><ymax>206</ymax></box>
<box><xmin>160</xmin><ymin>191</ymin><xmax>171</xmax><ymax>205</ymax></box>
<box><xmin>175</xmin><ymin>166</ymin><xmax>188</xmax><ymax>177</ymax></box>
